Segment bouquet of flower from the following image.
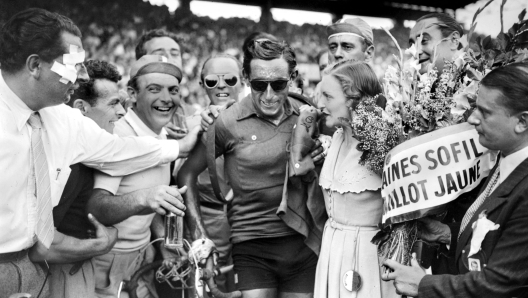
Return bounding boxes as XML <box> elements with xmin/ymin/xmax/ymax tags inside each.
<box><xmin>352</xmin><ymin>96</ymin><xmax>402</xmax><ymax>174</ymax></box>
<box><xmin>370</xmin><ymin>0</ymin><xmax>528</xmax><ymax>270</ymax></box>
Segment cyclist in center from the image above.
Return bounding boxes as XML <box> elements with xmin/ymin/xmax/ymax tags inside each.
<box><xmin>180</xmin><ymin>39</ymin><xmax>325</xmax><ymax>298</ymax></box>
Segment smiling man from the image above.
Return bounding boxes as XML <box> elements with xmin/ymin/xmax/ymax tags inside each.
<box><xmin>383</xmin><ymin>62</ymin><xmax>528</xmax><ymax>298</ymax></box>
<box><xmin>409</xmin><ymin>13</ymin><xmax>464</xmax><ymax>74</ymax></box>
<box><xmin>177</xmin><ymin>54</ymin><xmax>244</xmax><ymax>293</ymax></box>
<box><xmin>182</xmin><ymin>40</ymin><xmax>326</xmax><ymax>298</ymax></box>
<box><xmin>0</xmin><ymin>9</ymin><xmax>199</xmax><ymax>298</ymax></box>
<box><xmin>46</xmin><ymin>60</ymin><xmax>125</xmax><ymax>298</ymax></box>
<box><xmin>87</xmin><ymin>55</ymin><xmax>187</xmax><ymax>298</ymax></box>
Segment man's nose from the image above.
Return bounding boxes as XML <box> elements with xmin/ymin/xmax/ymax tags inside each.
<box><xmin>116</xmin><ymin>102</ymin><xmax>126</xmax><ymax>118</ymax></box>
<box><xmin>265</xmin><ymin>83</ymin><xmax>274</xmax><ymax>99</ymax></box>
<box><xmin>467</xmin><ymin>110</ymin><xmax>480</xmax><ymax>126</ymax></box>
<box><xmin>76</xmin><ymin>63</ymin><xmax>90</xmax><ymax>83</ymax></box>
<box><xmin>217</xmin><ymin>78</ymin><xmax>226</xmax><ymax>89</ymax></box>
<box><xmin>160</xmin><ymin>89</ymin><xmax>173</xmax><ymax>103</ymax></box>
<box><xmin>334</xmin><ymin>46</ymin><xmax>343</xmax><ymax>59</ymax></box>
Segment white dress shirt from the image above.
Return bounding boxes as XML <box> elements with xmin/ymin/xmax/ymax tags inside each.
<box><xmin>498</xmin><ymin>146</ymin><xmax>528</xmax><ymax>185</ymax></box>
<box><xmin>0</xmin><ymin>72</ymin><xmax>180</xmax><ymax>253</ymax></box>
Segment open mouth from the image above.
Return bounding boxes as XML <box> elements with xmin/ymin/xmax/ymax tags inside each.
<box><xmin>153</xmin><ymin>106</ymin><xmax>173</xmax><ymax>112</ymax></box>
<box><xmin>216</xmin><ymin>93</ymin><xmax>230</xmax><ymax>98</ymax></box>
<box><xmin>260</xmin><ymin>100</ymin><xmax>279</xmax><ymax>108</ymax></box>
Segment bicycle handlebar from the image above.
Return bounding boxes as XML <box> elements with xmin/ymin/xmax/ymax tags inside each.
<box><xmin>124</xmin><ymin>257</ymin><xmax>242</xmax><ymax>298</ymax></box>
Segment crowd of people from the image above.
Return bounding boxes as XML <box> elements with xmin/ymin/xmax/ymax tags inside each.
<box><xmin>0</xmin><ymin>0</ymin><xmax>411</xmax><ymax>113</ymax></box>
<box><xmin>1</xmin><ymin>4</ymin><xmax>528</xmax><ymax>298</ymax></box>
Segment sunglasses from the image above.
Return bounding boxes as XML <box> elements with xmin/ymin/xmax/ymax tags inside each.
<box><xmin>249</xmin><ymin>79</ymin><xmax>290</xmax><ymax>92</ymax></box>
<box><xmin>203</xmin><ymin>74</ymin><xmax>239</xmax><ymax>89</ymax></box>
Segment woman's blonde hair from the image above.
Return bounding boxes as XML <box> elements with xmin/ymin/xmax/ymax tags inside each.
<box><xmin>328</xmin><ymin>60</ymin><xmax>386</xmax><ymax>109</ymax></box>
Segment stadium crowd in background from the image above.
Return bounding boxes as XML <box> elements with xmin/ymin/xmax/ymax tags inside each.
<box><xmin>1</xmin><ymin>2</ymin><xmax>528</xmax><ymax>298</ymax></box>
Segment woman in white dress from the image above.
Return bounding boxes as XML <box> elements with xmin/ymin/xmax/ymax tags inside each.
<box><xmin>314</xmin><ymin>60</ymin><xmax>399</xmax><ymax>298</ymax></box>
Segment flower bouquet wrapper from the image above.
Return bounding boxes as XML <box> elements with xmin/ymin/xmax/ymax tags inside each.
<box><xmin>372</xmin><ymin>221</ymin><xmax>418</xmax><ymax>271</ymax></box>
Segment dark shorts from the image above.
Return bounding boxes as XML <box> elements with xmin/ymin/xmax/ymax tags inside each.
<box><xmin>232</xmin><ymin>234</ymin><xmax>317</xmax><ymax>293</ymax></box>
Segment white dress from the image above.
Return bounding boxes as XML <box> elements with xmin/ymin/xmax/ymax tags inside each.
<box><xmin>314</xmin><ymin>127</ymin><xmax>400</xmax><ymax>298</ymax></box>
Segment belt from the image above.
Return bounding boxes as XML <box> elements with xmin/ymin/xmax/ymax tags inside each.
<box><xmin>201</xmin><ymin>201</ymin><xmax>226</xmax><ymax>211</ymax></box>
<box><xmin>326</xmin><ymin>218</ymin><xmax>378</xmax><ymax>231</ymax></box>
<box><xmin>0</xmin><ymin>249</ymin><xmax>28</xmax><ymax>263</ymax></box>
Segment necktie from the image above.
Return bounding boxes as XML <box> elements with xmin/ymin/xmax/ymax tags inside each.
<box><xmin>458</xmin><ymin>166</ymin><xmax>500</xmax><ymax>239</ymax></box>
<box><xmin>28</xmin><ymin>112</ymin><xmax>54</xmax><ymax>248</ymax></box>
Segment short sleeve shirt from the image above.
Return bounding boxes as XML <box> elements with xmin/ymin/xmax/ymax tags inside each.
<box><xmin>93</xmin><ymin>109</ymin><xmax>170</xmax><ymax>253</ymax></box>
<box><xmin>214</xmin><ymin>95</ymin><xmax>303</xmax><ymax>243</ymax></box>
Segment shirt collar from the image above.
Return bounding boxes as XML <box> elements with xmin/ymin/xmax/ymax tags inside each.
<box><xmin>0</xmin><ymin>71</ymin><xmax>34</xmax><ymax>132</ymax></box>
<box><xmin>236</xmin><ymin>94</ymin><xmax>299</xmax><ymax>121</ymax></box>
<box><xmin>499</xmin><ymin>145</ymin><xmax>528</xmax><ymax>184</ymax></box>
<box><xmin>124</xmin><ymin>108</ymin><xmax>167</xmax><ymax>139</ymax></box>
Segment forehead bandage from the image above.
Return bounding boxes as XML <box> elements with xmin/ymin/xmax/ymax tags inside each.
<box><xmin>50</xmin><ymin>44</ymin><xmax>86</xmax><ymax>84</ymax></box>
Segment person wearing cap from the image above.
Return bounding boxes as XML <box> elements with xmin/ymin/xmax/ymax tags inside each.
<box><xmin>87</xmin><ymin>55</ymin><xmax>188</xmax><ymax>298</ymax></box>
<box><xmin>0</xmin><ymin>9</ymin><xmax>200</xmax><ymax>298</ymax></box>
<box><xmin>326</xmin><ymin>18</ymin><xmax>375</xmax><ymax>63</ymax></box>
<box><xmin>313</xmin><ymin>18</ymin><xmax>374</xmax><ymax>115</ymax></box>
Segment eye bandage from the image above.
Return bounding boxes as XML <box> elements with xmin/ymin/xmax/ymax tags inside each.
<box><xmin>50</xmin><ymin>44</ymin><xmax>86</xmax><ymax>84</ymax></box>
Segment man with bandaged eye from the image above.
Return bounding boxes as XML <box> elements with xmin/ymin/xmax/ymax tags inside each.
<box><xmin>0</xmin><ymin>9</ymin><xmax>200</xmax><ymax>298</ymax></box>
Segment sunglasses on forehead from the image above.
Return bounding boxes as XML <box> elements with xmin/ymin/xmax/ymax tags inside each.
<box><xmin>249</xmin><ymin>78</ymin><xmax>290</xmax><ymax>92</ymax></box>
<box><xmin>203</xmin><ymin>74</ymin><xmax>239</xmax><ymax>89</ymax></box>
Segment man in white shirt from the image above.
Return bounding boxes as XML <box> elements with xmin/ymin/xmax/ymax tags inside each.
<box><xmin>0</xmin><ymin>9</ymin><xmax>199</xmax><ymax>298</ymax></box>
<box><xmin>88</xmin><ymin>54</ymin><xmax>185</xmax><ymax>298</ymax></box>
<box><xmin>383</xmin><ymin>62</ymin><xmax>528</xmax><ymax>298</ymax></box>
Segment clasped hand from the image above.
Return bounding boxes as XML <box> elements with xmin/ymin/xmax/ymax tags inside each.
<box><xmin>382</xmin><ymin>253</ymin><xmax>426</xmax><ymax>297</ymax></box>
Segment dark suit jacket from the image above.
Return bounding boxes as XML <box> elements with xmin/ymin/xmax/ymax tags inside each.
<box><xmin>418</xmin><ymin>157</ymin><xmax>528</xmax><ymax>298</ymax></box>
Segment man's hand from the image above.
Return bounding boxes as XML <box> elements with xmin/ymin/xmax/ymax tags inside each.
<box><xmin>417</xmin><ymin>217</ymin><xmax>451</xmax><ymax>244</ymax></box>
<box><xmin>87</xmin><ymin>213</ymin><xmax>118</xmax><ymax>255</ymax></box>
<box><xmin>382</xmin><ymin>253</ymin><xmax>426</xmax><ymax>297</ymax></box>
<box><xmin>189</xmin><ymin>238</ymin><xmax>217</xmax><ymax>266</ymax></box>
<box><xmin>138</xmin><ymin>185</ymin><xmax>187</xmax><ymax>216</ymax></box>
<box><xmin>178</xmin><ymin>126</ymin><xmax>202</xmax><ymax>158</ymax></box>
<box><xmin>159</xmin><ymin>243</ymin><xmax>185</xmax><ymax>269</ymax></box>
<box><xmin>165</xmin><ymin>122</ymin><xmax>188</xmax><ymax>140</ymax></box>
<box><xmin>200</xmin><ymin>101</ymin><xmax>236</xmax><ymax>131</ymax></box>
<box><xmin>310</xmin><ymin>138</ymin><xmax>325</xmax><ymax>164</ymax></box>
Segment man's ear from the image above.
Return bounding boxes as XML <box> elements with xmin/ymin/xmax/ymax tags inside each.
<box><xmin>515</xmin><ymin>111</ymin><xmax>528</xmax><ymax>134</ymax></box>
<box><xmin>26</xmin><ymin>55</ymin><xmax>42</xmax><ymax>79</ymax></box>
<box><xmin>127</xmin><ymin>87</ymin><xmax>138</xmax><ymax>103</ymax></box>
<box><xmin>73</xmin><ymin>99</ymin><xmax>91</xmax><ymax>115</ymax></box>
<box><xmin>290</xmin><ymin>69</ymin><xmax>299</xmax><ymax>81</ymax></box>
<box><xmin>364</xmin><ymin>45</ymin><xmax>375</xmax><ymax>63</ymax></box>
<box><xmin>449</xmin><ymin>31</ymin><xmax>461</xmax><ymax>51</ymax></box>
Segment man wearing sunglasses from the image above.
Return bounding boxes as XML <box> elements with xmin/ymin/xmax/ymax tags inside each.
<box><xmin>178</xmin><ymin>54</ymin><xmax>244</xmax><ymax>293</ymax></box>
<box><xmin>181</xmin><ymin>40</ymin><xmax>325</xmax><ymax>298</ymax></box>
